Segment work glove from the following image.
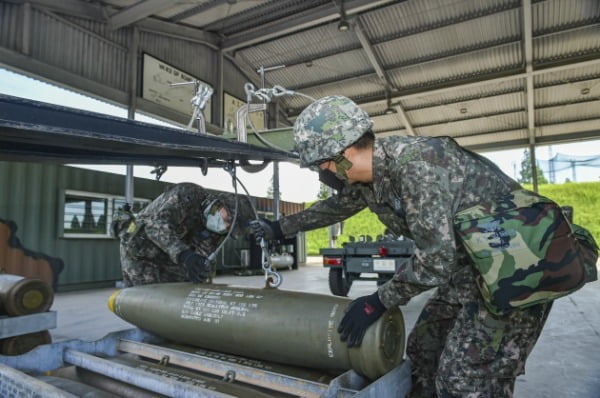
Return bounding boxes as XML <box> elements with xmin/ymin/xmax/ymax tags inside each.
<box><xmin>249</xmin><ymin>218</ymin><xmax>284</xmax><ymax>244</ymax></box>
<box><xmin>338</xmin><ymin>291</ymin><xmax>387</xmax><ymax>348</ymax></box>
<box><xmin>178</xmin><ymin>250</ymin><xmax>210</xmax><ymax>283</ymax></box>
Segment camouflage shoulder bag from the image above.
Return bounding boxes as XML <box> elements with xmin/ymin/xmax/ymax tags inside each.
<box><xmin>454</xmin><ymin>189</ymin><xmax>598</xmax><ymax>315</ymax></box>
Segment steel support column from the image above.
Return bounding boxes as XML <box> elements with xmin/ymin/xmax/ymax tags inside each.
<box><xmin>215</xmin><ymin>50</ymin><xmax>224</xmax><ymax>133</ymax></box>
<box><xmin>523</xmin><ymin>0</ymin><xmax>538</xmax><ymax>191</ymax></box>
<box><xmin>125</xmin><ymin>26</ymin><xmax>139</xmax><ymax>206</ymax></box>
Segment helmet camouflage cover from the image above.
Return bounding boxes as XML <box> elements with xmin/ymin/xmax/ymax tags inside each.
<box><xmin>293</xmin><ymin>95</ymin><xmax>373</xmax><ymax>168</ymax></box>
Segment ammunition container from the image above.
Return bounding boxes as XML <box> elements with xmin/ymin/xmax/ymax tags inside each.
<box><xmin>0</xmin><ymin>274</ymin><xmax>53</xmax><ymax>316</ymax></box>
<box><xmin>109</xmin><ymin>283</ymin><xmax>405</xmax><ymax>379</ymax></box>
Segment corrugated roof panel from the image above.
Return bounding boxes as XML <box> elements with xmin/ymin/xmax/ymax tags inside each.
<box><xmin>0</xmin><ymin>2</ymin><xmax>20</xmax><ymax>51</ymax></box>
<box><xmin>314</xmin><ymin>76</ymin><xmax>382</xmax><ymax>101</ymax></box>
<box><xmin>455</xmin><ymin>128</ymin><xmax>529</xmax><ymax>148</ymax></box>
<box><xmin>534</xmin><ymin>64</ymin><xmax>600</xmax><ymax>86</ymax></box>
<box><xmin>266</xmin><ymin>49</ymin><xmax>373</xmax><ymax>90</ymax></box>
<box><xmin>533</xmin><ymin>0</ymin><xmax>600</xmax><ymax>34</ymax></box>
<box><xmin>200</xmin><ymin>0</ymin><xmax>327</xmax><ymax>35</ymax></box>
<box><xmin>376</xmin><ymin>129</ymin><xmax>409</xmax><ymax>137</ymax></box>
<box><xmin>61</xmin><ymin>15</ymin><xmax>131</xmax><ymax>48</ymax></box>
<box><xmin>534</xmin><ymin>24</ymin><xmax>600</xmax><ymax>63</ymax></box>
<box><xmin>223</xmin><ymin>58</ymin><xmax>255</xmax><ymax>103</ymax></box>
<box><xmin>360</xmin><ymin>0</ymin><xmax>520</xmax><ymax>43</ymax></box>
<box><xmin>402</xmin><ymin>79</ymin><xmax>525</xmax><ymax>109</ymax></box>
<box><xmin>371</xmin><ymin>114</ymin><xmax>409</xmax><ymax>133</ymax></box>
<box><xmin>408</xmin><ymin>92</ymin><xmax>525</xmax><ymax>126</ymax></box>
<box><xmin>139</xmin><ymin>31</ymin><xmax>217</xmax><ymax>86</ymax></box>
<box><xmin>98</xmin><ymin>0</ymin><xmax>138</xmax><ymax>8</ymax></box>
<box><xmin>415</xmin><ymin>112</ymin><xmax>527</xmax><ymax>137</ymax></box>
<box><xmin>375</xmin><ymin>8</ymin><xmax>521</xmax><ymax>68</ymax></box>
<box><xmin>155</xmin><ymin>0</ymin><xmax>224</xmax><ymax>20</ymax></box>
<box><xmin>537</xmin><ymin>119</ymin><xmax>600</xmax><ymax>138</ymax></box>
<box><xmin>30</xmin><ymin>9</ymin><xmax>129</xmax><ymax>92</ymax></box>
<box><xmin>360</xmin><ymin>100</ymin><xmax>387</xmax><ymax>115</ymax></box>
<box><xmin>389</xmin><ymin>42</ymin><xmax>522</xmax><ymax>89</ymax></box>
<box><xmin>238</xmin><ymin>23</ymin><xmax>360</xmax><ymax>69</ymax></box>
<box><xmin>175</xmin><ymin>0</ymin><xmax>273</xmax><ymax>27</ymax></box>
<box><xmin>282</xmin><ymin>75</ymin><xmax>382</xmax><ymax>110</ymax></box>
<box><xmin>537</xmin><ymin>100</ymin><xmax>600</xmax><ymax>125</ymax></box>
<box><xmin>278</xmin><ymin>96</ymin><xmax>313</xmax><ymax>116</ymax></box>
<box><xmin>536</xmin><ymin>78</ymin><xmax>600</xmax><ymax>107</ymax></box>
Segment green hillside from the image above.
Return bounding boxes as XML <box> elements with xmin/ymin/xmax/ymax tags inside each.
<box><xmin>305</xmin><ymin>181</ymin><xmax>600</xmax><ymax>255</ymax></box>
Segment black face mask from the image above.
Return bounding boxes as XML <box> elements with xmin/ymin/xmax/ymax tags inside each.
<box><xmin>319</xmin><ymin>169</ymin><xmax>345</xmax><ymax>192</ymax></box>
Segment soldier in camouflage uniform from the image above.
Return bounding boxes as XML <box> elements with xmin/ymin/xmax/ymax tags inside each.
<box><xmin>250</xmin><ymin>96</ymin><xmax>552</xmax><ymax>397</ymax></box>
<box><xmin>116</xmin><ymin>183</ymin><xmax>237</xmax><ymax>287</ymax></box>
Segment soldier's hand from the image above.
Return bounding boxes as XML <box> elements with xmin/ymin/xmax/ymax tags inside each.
<box><xmin>249</xmin><ymin>218</ymin><xmax>283</xmax><ymax>244</ymax></box>
<box><xmin>178</xmin><ymin>250</ymin><xmax>210</xmax><ymax>283</ymax></box>
<box><xmin>338</xmin><ymin>291</ymin><xmax>386</xmax><ymax>347</ymax></box>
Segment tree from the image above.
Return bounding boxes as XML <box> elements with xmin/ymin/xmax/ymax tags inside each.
<box><xmin>266</xmin><ymin>176</ymin><xmax>282</xmax><ymax>199</ymax></box>
<box><xmin>70</xmin><ymin>215</ymin><xmax>81</xmax><ymax>230</ymax></box>
<box><xmin>318</xmin><ymin>183</ymin><xmax>330</xmax><ymax>200</ymax></box>
<box><xmin>518</xmin><ymin>149</ymin><xmax>549</xmax><ymax>184</ymax></box>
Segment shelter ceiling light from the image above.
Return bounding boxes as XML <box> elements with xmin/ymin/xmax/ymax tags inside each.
<box><xmin>581</xmin><ymin>88</ymin><xmax>591</xmax><ymax>95</ymax></box>
<box><xmin>460</xmin><ymin>107</ymin><xmax>468</xmax><ymax>114</ymax></box>
<box><xmin>338</xmin><ymin>0</ymin><xmax>350</xmax><ymax>31</ymax></box>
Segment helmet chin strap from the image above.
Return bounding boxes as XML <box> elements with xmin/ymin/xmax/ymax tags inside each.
<box><xmin>332</xmin><ymin>154</ymin><xmax>353</xmax><ymax>181</ymax></box>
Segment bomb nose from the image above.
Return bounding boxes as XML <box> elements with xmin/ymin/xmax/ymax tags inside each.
<box><xmin>107</xmin><ymin>289</ymin><xmax>121</xmax><ymax>313</ymax></box>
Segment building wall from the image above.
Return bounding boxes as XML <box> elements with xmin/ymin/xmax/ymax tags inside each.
<box><xmin>0</xmin><ymin>162</ymin><xmax>306</xmax><ymax>291</ymax></box>
<box><xmin>0</xmin><ymin>162</ymin><xmax>168</xmax><ymax>290</ymax></box>
<box><xmin>0</xmin><ymin>2</ymin><xmax>253</xmax><ymax>129</ymax></box>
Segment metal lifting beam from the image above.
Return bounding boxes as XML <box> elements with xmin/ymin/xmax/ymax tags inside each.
<box><xmin>0</xmin><ymin>94</ymin><xmax>294</xmax><ymax>166</ymax></box>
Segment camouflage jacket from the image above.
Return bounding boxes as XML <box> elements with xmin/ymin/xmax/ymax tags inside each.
<box><xmin>279</xmin><ymin>136</ymin><xmax>519</xmax><ymax>308</ymax></box>
<box><xmin>123</xmin><ymin>183</ymin><xmax>225</xmax><ymax>264</ymax></box>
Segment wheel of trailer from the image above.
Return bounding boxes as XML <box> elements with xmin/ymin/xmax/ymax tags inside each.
<box><xmin>328</xmin><ymin>268</ymin><xmax>352</xmax><ymax>296</ymax></box>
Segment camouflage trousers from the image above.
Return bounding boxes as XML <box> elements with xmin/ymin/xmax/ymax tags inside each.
<box><xmin>406</xmin><ymin>265</ymin><xmax>552</xmax><ymax>398</ymax></box>
<box><xmin>119</xmin><ymin>243</ymin><xmax>187</xmax><ymax>287</ymax></box>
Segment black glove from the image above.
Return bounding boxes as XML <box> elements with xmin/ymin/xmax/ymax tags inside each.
<box><xmin>178</xmin><ymin>250</ymin><xmax>210</xmax><ymax>283</ymax></box>
<box><xmin>338</xmin><ymin>291</ymin><xmax>387</xmax><ymax>348</ymax></box>
<box><xmin>249</xmin><ymin>218</ymin><xmax>283</xmax><ymax>244</ymax></box>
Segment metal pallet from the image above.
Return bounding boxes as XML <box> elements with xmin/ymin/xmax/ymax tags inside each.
<box><xmin>0</xmin><ymin>328</ymin><xmax>411</xmax><ymax>397</ymax></box>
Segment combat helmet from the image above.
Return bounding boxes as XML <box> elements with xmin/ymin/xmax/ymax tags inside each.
<box><xmin>293</xmin><ymin>95</ymin><xmax>373</xmax><ymax>168</ymax></box>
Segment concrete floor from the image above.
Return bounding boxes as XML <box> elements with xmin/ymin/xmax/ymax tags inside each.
<box><xmin>50</xmin><ymin>259</ymin><xmax>600</xmax><ymax>398</ymax></box>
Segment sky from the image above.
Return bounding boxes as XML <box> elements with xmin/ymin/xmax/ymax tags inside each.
<box><xmin>0</xmin><ymin>67</ymin><xmax>598</xmax><ymax>202</ymax></box>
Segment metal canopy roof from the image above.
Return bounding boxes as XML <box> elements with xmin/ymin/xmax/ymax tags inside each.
<box><xmin>0</xmin><ymin>94</ymin><xmax>293</xmax><ymax>165</ymax></box>
<box><xmin>2</xmin><ymin>0</ymin><xmax>599</xmax><ymax>152</ymax></box>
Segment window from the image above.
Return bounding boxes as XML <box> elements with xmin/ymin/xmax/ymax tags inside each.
<box><xmin>63</xmin><ymin>195</ymin><xmax>107</xmax><ymax>235</ymax></box>
<box><xmin>61</xmin><ymin>190</ymin><xmax>150</xmax><ymax>239</ymax></box>
<box><xmin>113</xmin><ymin>198</ymin><xmax>149</xmax><ymax>214</ymax></box>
